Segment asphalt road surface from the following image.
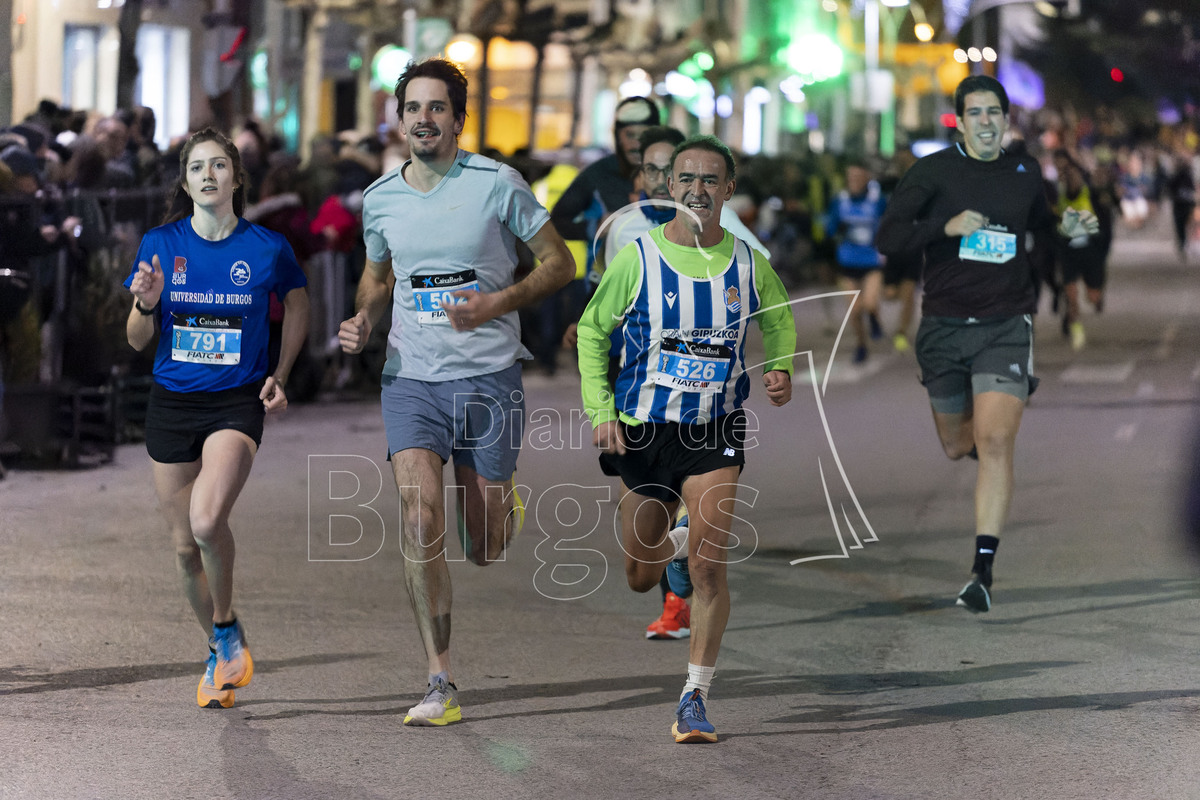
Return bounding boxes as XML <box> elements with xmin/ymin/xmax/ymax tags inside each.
<box><xmin>2</xmin><ymin>214</ymin><xmax>1198</xmax><ymax>799</ymax></box>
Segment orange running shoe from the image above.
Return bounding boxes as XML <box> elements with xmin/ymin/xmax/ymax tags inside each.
<box><xmin>646</xmin><ymin>592</ymin><xmax>691</xmax><ymax>640</ymax></box>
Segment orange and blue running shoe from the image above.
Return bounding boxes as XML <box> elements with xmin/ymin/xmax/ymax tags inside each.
<box><xmin>213</xmin><ymin>618</ymin><xmax>253</xmax><ymax>691</ymax></box>
<box><xmin>197</xmin><ymin>650</ymin><xmax>235</xmax><ymax>709</ymax></box>
<box><xmin>646</xmin><ymin>592</ymin><xmax>691</xmax><ymax>640</ymax></box>
<box><xmin>665</xmin><ymin>515</ymin><xmax>692</xmax><ymax>599</ymax></box>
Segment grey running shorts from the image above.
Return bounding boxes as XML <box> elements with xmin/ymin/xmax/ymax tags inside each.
<box><xmin>380</xmin><ymin>363</ymin><xmax>524</xmax><ymax>481</ymax></box>
<box><xmin>915</xmin><ymin>314</ymin><xmax>1038</xmax><ymax>414</ymax></box>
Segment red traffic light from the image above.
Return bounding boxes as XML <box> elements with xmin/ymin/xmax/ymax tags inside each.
<box><xmin>1111</xmin><ymin>67</ymin><xmax>1124</xmax><ymax>82</ymax></box>
<box><xmin>940</xmin><ymin>112</ymin><xmax>958</xmax><ymax>128</ymax></box>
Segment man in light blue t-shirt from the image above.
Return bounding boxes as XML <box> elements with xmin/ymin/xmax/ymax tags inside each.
<box><xmin>339</xmin><ymin>58</ymin><xmax>574</xmax><ymax>727</ymax></box>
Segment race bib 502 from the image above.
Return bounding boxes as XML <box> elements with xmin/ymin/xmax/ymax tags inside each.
<box><xmin>410</xmin><ymin>269</ymin><xmax>479</xmax><ymax>324</ymax></box>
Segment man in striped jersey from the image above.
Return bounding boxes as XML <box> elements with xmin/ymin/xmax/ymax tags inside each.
<box><xmin>577</xmin><ymin>134</ymin><xmax>796</xmax><ymax>743</ymax></box>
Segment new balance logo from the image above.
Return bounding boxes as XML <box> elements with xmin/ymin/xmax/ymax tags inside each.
<box><xmin>723</xmin><ymin>448</ymin><xmax>735</xmax><ymax>457</ymax></box>
<box><xmin>665</xmin><ymin>292</ymin><xmax>677</xmax><ymax>309</ymax></box>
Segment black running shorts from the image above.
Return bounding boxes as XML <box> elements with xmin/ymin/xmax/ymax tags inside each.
<box><xmin>144</xmin><ymin>382</ymin><xmax>265</xmax><ymax>464</ymax></box>
<box><xmin>599</xmin><ymin>409</ymin><xmax>747</xmax><ymax>502</ymax></box>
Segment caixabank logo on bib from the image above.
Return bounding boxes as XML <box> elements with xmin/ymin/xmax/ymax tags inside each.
<box><xmin>191</xmin><ymin>315</ymin><xmax>238</xmax><ymax>328</ymax></box>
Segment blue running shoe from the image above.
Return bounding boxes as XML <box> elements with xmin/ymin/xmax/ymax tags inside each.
<box><xmin>665</xmin><ymin>515</ymin><xmax>691</xmax><ymax>599</ymax></box>
<box><xmin>212</xmin><ymin>618</ymin><xmax>253</xmax><ymax>691</ymax></box>
<box><xmin>868</xmin><ymin>312</ymin><xmax>883</xmax><ymax>340</ymax></box>
<box><xmin>672</xmin><ymin>689</ymin><xmax>717</xmax><ymax>743</ymax></box>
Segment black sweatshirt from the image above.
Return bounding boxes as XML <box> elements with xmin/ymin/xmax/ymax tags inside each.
<box><xmin>876</xmin><ymin>143</ymin><xmax>1055</xmax><ymax>319</ymax></box>
<box><xmin>549</xmin><ymin>154</ymin><xmax>634</xmax><ymax>242</ymax></box>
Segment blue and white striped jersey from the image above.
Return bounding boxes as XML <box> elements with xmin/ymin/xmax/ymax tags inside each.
<box><xmin>612</xmin><ymin>233</ymin><xmax>759</xmax><ymax>424</ymax></box>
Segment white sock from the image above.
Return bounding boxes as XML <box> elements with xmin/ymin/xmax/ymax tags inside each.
<box><xmin>668</xmin><ymin>522</ymin><xmax>690</xmax><ymax>561</ymax></box>
<box><xmin>681</xmin><ymin>663</ymin><xmax>715</xmax><ymax>701</ymax></box>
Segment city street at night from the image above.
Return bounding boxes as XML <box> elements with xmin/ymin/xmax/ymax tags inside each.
<box><xmin>2</xmin><ymin>215</ymin><xmax>1198</xmax><ymax>800</ymax></box>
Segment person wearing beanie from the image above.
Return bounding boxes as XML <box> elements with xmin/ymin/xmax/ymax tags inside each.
<box><xmin>10</xmin><ymin>123</ymin><xmax>48</xmax><ymax>158</ymax></box>
<box><xmin>548</xmin><ymin>96</ymin><xmax>661</xmax><ymax>373</ymax></box>
<box><xmin>550</xmin><ymin>95</ymin><xmax>661</xmax><ymax>266</ymax></box>
<box><xmin>0</xmin><ymin>146</ymin><xmax>41</xmax><ymax>190</ymax></box>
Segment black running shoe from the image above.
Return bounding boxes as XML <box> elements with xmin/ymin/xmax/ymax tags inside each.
<box><xmin>956</xmin><ymin>577</ymin><xmax>991</xmax><ymax>613</ymax></box>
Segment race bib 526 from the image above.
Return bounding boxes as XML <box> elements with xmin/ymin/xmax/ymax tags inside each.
<box><xmin>654</xmin><ymin>337</ymin><xmax>733</xmax><ymax>393</ymax></box>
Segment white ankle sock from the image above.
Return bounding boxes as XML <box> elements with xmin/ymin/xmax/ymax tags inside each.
<box><xmin>681</xmin><ymin>663</ymin><xmax>715</xmax><ymax>701</ymax></box>
<box><xmin>668</xmin><ymin>523</ymin><xmax>690</xmax><ymax>560</ymax></box>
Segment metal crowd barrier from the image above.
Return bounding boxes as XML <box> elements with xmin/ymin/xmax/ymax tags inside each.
<box><xmin>1</xmin><ymin>187</ymin><xmax>168</xmax><ymax>466</ymax></box>
<box><xmin>2</xmin><ymin>186</ymin><xmax>354</xmax><ymax>466</ymax></box>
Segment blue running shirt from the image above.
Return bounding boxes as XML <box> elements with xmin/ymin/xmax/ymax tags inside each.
<box><xmin>578</xmin><ymin>226</ymin><xmax>795</xmax><ymax>427</ymax></box>
<box><xmin>826</xmin><ymin>181</ymin><xmax>886</xmax><ymax>270</ymax></box>
<box><xmin>125</xmin><ymin>218</ymin><xmax>307</xmax><ymax>393</ymax></box>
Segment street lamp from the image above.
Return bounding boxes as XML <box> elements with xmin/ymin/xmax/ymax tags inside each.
<box><xmin>372</xmin><ymin>45</ymin><xmax>412</xmax><ymax>89</ymax></box>
<box><xmin>908</xmin><ymin>1</ymin><xmax>936</xmax><ymax>41</ymax></box>
<box><xmin>446</xmin><ymin>34</ymin><xmax>482</xmax><ymax>68</ymax></box>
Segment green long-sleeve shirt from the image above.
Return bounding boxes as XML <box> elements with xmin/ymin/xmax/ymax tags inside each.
<box><xmin>578</xmin><ymin>225</ymin><xmax>797</xmax><ymax>427</ymax></box>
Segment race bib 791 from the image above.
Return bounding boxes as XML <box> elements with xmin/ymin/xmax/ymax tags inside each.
<box><xmin>171</xmin><ymin>313</ymin><xmax>242</xmax><ymax>365</ymax></box>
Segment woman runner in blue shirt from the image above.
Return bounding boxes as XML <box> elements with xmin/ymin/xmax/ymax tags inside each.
<box><xmin>125</xmin><ymin>128</ymin><xmax>309</xmax><ymax>709</ymax></box>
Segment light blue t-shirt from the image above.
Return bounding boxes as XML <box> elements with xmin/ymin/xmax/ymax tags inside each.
<box><xmin>362</xmin><ymin>149</ymin><xmax>551</xmax><ymax>381</ymax></box>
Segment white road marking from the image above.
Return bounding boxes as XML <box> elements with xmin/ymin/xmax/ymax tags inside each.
<box><xmin>1060</xmin><ymin>361</ymin><xmax>1135</xmax><ymax>384</ymax></box>
<box><xmin>1154</xmin><ymin>321</ymin><xmax>1179</xmax><ymax>360</ymax></box>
